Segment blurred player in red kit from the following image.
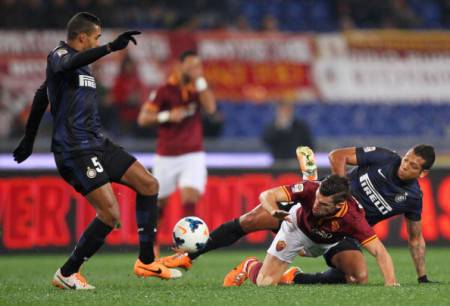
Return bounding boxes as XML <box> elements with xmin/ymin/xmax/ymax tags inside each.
<box><xmin>138</xmin><ymin>50</ymin><xmax>216</xmax><ymax>221</ymax></box>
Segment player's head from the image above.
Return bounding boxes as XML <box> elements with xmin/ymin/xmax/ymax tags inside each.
<box><xmin>398</xmin><ymin>144</ymin><xmax>435</xmax><ymax>180</ymax></box>
<box><xmin>314</xmin><ymin>175</ymin><xmax>351</xmax><ymax>217</ymax></box>
<box><xmin>66</xmin><ymin>12</ymin><xmax>102</xmax><ymax>50</ymax></box>
<box><xmin>179</xmin><ymin>50</ymin><xmax>202</xmax><ymax>83</ymax></box>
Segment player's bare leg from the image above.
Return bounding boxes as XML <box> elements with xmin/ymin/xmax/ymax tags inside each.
<box><xmin>53</xmin><ymin>183</ymin><xmax>119</xmax><ymax>290</ymax></box>
<box><xmin>120</xmin><ymin>161</ymin><xmax>181</xmax><ymax>279</ymax></box>
<box><xmin>180</xmin><ymin>186</ymin><xmax>201</xmax><ymax>216</ymax></box>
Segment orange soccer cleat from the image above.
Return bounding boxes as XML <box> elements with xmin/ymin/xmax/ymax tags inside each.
<box><xmin>158</xmin><ymin>252</ymin><xmax>193</xmax><ymax>270</ymax></box>
<box><xmin>296</xmin><ymin>146</ymin><xmax>318</xmax><ymax>181</ymax></box>
<box><xmin>134</xmin><ymin>259</ymin><xmax>182</xmax><ymax>280</ymax></box>
<box><xmin>279</xmin><ymin>266</ymin><xmax>302</xmax><ymax>285</ymax></box>
<box><xmin>223</xmin><ymin>257</ymin><xmax>257</xmax><ymax>287</ymax></box>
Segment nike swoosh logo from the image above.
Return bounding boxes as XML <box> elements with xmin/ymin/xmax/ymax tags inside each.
<box><xmin>57</xmin><ymin>275</ymin><xmax>77</xmax><ymax>289</ymax></box>
<box><xmin>378</xmin><ymin>168</ymin><xmax>387</xmax><ymax>179</ymax></box>
<box><xmin>178</xmin><ymin>225</ymin><xmax>187</xmax><ymax>235</ymax></box>
<box><xmin>140</xmin><ymin>266</ymin><xmax>162</xmax><ymax>274</ymax></box>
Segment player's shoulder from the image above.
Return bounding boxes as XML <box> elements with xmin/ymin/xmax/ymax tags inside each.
<box><xmin>288</xmin><ymin>180</ymin><xmax>319</xmax><ymax>194</ymax></box>
<box><xmin>344</xmin><ymin>197</ymin><xmax>366</xmax><ymax>219</ymax></box>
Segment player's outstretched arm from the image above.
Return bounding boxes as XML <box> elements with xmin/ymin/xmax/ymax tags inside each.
<box><xmin>363</xmin><ymin>238</ymin><xmax>399</xmax><ymax>286</ymax></box>
<box><xmin>59</xmin><ymin>31</ymin><xmax>141</xmax><ymax>71</ymax></box>
<box><xmin>259</xmin><ymin>187</ymin><xmax>292</xmax><ymax>223</ymax></box>
<box><xmin>13</xmin><ymin>81</ymin><xmax>49</xmax><ymax>163</ymax></box>
<box><xmin>405</xmin><ymin>219</ymin><xmax>436</xmax><ymax>283</ymax></box>
<box><xmin>328</xmin><ymin>147</ymin><xmax>357</xmax><ymax>176</ymax></box>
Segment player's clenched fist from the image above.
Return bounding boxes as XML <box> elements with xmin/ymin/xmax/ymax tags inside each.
<box><xmin>108</xmin><ymin>30</ymin><xmax>141</xmax><ymax>51</ymax></box>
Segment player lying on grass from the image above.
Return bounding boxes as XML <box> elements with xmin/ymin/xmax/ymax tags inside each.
<box><xmin>223</xmin><ymin>175</ymin><xmax>399</xmax><ymax>287</ymax></box>
<box><xmin>160</xmin><ymin>145</ymin><xmax>436</xmax><ymax>284</ymax></box>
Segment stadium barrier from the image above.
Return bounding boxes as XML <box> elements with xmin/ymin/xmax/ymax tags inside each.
<box><xmin>1</xmin><ymin>168</ymin><xmax>449</xmax><ymax>253</ymax></box>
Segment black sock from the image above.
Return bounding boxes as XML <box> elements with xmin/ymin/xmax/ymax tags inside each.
<box><xmin>293</xmin><ymin>268</ymin><xmax>347</xmax><ymax>284</ymax></box>
<box><xmin>136</xmin><ymin>194</ymin><xmax>158</xmax><ymax>264</ymax></box>
<box><xmin>188</xmin><ymin>218</ymin><xmax>245</xmax><ymax>260</ymax></box>
<box><xmin>60</xmin><ymin>217</ymin><xmax>112</xmax><ymax>277</ymax></box>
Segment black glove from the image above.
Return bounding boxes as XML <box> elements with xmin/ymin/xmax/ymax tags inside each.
<box><xmin>108</xmin><ymin>31</ymin><xmax>141</xmax><ymax>51</ymax></box>
<box><xmin>13</xmin><ymin>135</ymin><xmax>35</xmax><ymax>163</ymax></box>
<box><xmin>418</xmin><ymin>275</ymin><xmax>439</xmax><ymax>284</ymax></box>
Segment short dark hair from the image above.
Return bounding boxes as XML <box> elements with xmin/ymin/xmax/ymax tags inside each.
<box><xmin>179</xmin><ymin>50</ymin><xmax>198</xmax><ymax>62</ymax></box>
<box><xmin>413</xmin><ymin>144</ymin><xmax>435</xmax><ymax>170</ymax></box>
<box><xmin>319</xmin><ymin>175</ymin><xmax>351</xmax><ymax>204</ymax></box>
<box><xmin>67</xmin><ymin>12</ymin><xmax>101</xmax><ymax>40</ymax></box>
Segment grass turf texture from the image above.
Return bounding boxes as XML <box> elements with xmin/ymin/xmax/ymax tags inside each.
<box><xmin>1</xmin><ymin>248</ymin><xmax>449</xmax><ymax>306</ymax></box>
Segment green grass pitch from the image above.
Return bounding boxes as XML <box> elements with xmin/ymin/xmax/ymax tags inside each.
<box><xmin>1</xmin><ymin>248</ymin><xmax>449</xmax><ymax>306</ymax></box>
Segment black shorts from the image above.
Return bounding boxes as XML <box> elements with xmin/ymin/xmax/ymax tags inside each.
<box><xmin>323</xmin><ymin>237</ymin><xmax>362</xmax><ymax>268</ymax></box>
<box><xmin>54</xmin><ymin>138</ymin><xmax>137</xmax><ymax>195</ymax></box>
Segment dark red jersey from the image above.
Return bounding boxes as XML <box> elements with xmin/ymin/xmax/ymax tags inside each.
<box><xmin>147</xmin><ymin>74</ymin><xmax>203</xmax><ymax>156</ymax></box>
<box><xmin>281</xmin><ymin>181</ymin><xmax>377</xmax><ymax>246</ymax></box>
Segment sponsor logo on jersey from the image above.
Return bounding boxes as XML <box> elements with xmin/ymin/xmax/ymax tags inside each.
<box><xmin>363</xmin><ymin>146</ymin><xmax>376</xmax><ymax>152</ymax></box>
<box><xmin>79</xmin><ymin>75</ymin><xmax>96</xmax><ymax>89</ymax></box>
<box><xmin>377</xmin><ymin>168</ymin><xmax>387</xmax><ymax>179</ymax></box>
<box><xmin>312</xmin><ymin>228</ymin><xmax>333</xmax><ymax>239</ymax></box>
<box><xmin>86</xmin><ymin>166</ymin><xmax>97</xmax><ymax>178</ymax></box>
<box><xmin>359</xmin><ymin>173</ymin><xmax>392</xmax><ymax>215</ymax></box>
<box><xmin>56</xmin><ymin>49</ymin><xmax>68</xmax><ymax>57</ymax></box>
<box><xmin>395</xmin><ymin>192</ymin><xmax>408</xmax><ymax>203</ymax></box>
<box><xmin>291</xmin><ymin>183</ymin><xmax>304</xmax><ymax>193</ymax></box>
<box><xmin>276</xmin><ymin>240</ymin><xmax>287</xmax><ymax>251</ymax></box>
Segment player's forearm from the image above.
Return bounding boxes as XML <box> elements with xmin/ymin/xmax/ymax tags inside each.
<box><xmin>375</xmin><ymin>251</ymin><xmax>398</xmax><ymax>285</ymax></box>
<box><xmin>328</xmin><ymin>150</ymin><xmax>347</xmax><ymax>176</ymax></box>
<box><xmin>199</xmin><ymin>89</ymin><xmax>216</xmax><ymax>114</ymax></box>
<box><xmin>259</xmin><ymin>191</ymin><xmax>278</xmax><ymax>214</ymax></box>
<box><xmin>61</xmin><ymin>45</ymin><xmax>110</xmax><ymax>71</ymax></box>
<box><xmin>137</xmin><ymin>111</ymin><xmax>158</xmax><ymax>127</ymax></box>
<box><xmin>408</xmin><ymin>236</ymin><xmax>427</xmax><ymax>277</ymax></box>
<box><xmin>24</xmin><ymin>81</ymin><xmax>49</xmax><ymax>138</ymax></box>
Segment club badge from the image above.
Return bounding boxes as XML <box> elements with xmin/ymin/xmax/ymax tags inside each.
<box><xmin>86</xmin><ymin>166</ymin><xmax>97</xmax><ymax>179</ymax></box>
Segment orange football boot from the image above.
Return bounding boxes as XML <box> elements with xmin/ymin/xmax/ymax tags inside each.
<box><xmin>223</xmin><ymin>257</ymin><xmax>257</xmax><ymax>287</ymax></box>
<box><xmin>134</xmin><ymin>259</ymin><xmax>182</xmax><ymax>279</ymax></box>
<box><xmin>158</xmin><ymin>252</ymin><xmax>192</xmax><ymax>270</ymax></box>
<box><xmin>279</xmin><ymin>266</ymin><xmax>302</xmax><ymax>285</ymax></box>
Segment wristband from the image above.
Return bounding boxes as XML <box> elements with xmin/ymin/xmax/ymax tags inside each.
<box><xmin>157</xmin><ymin>110</ymin><xmax>170</xmax><ymax>123</ymax></box>
<box><xmin>195</xmin><ymin>77</ymin><xmax>208</xmax><ymax>92</ymax></box>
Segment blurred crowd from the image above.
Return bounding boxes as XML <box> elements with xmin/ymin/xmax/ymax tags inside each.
<box><xmin>1</xmin><ymin>0</ymin><xmax>450</xmax><ymax>31</ymax></box>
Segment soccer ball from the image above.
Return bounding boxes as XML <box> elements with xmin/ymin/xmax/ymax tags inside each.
<box><xmin>172</xmin><ymin>216</ymin><xmax>209</xmax><ymax>253</ymax></box>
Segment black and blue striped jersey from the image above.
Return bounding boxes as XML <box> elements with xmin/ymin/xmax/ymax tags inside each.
<box><xmin>348</xmin><ymin>147</ymin><xmax>422</xmax><ymax>226</ymax></box>
<box><xmin>46</xmin><ymin>41</ymin><xmax>105</xmax><ymax>153</ymax></box>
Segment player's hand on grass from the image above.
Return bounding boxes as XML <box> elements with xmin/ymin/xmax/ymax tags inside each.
<box><xmin>271</xmin><ymin>210</ymin><xmax>292</xmax><ymax>223</ymax></box>
<box><xmin>13</xmin><ymin>135</ymin><xmax>35</xmax><ymax>163</ymax></box>
<box><xmin>108</xmin><ymin>30</ymin><xmax>141</xmax><ymax>51</ymax></box>
<box><xmin>418</xmin><ymin>275</ymin><xmax>439</xmax><ymax>284</ymax></box>
<box><xmin>385</xmin><ymin>282</ymin><xmax>401</xmax><ymax>287</ymax></box>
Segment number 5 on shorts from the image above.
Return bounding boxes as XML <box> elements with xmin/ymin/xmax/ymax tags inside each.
<box><xmin>91</xmin><ymin>157</ymin><xmax>104</xmax><ymax>172</ymax></box>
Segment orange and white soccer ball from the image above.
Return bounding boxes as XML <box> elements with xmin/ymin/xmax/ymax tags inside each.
<box><xmin>172</xmin><ymin>216</ymin><xmax>209</xmax><ymax>253</ymax></box>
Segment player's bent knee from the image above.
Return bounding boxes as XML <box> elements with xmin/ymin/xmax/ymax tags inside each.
<box><xmin>353</xmin><ymin>271</ymin><xmax>368</xmax><ymax>284</ymax></box>
<box><xmin>139</xmin><ymin>176</ymin><xmax>159</xmax><ymax>195</ymax></box>
<box><xmin>97</xmin><ymin>209</ymin><xmax>121</xmax><ymax>228</ymax></box>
